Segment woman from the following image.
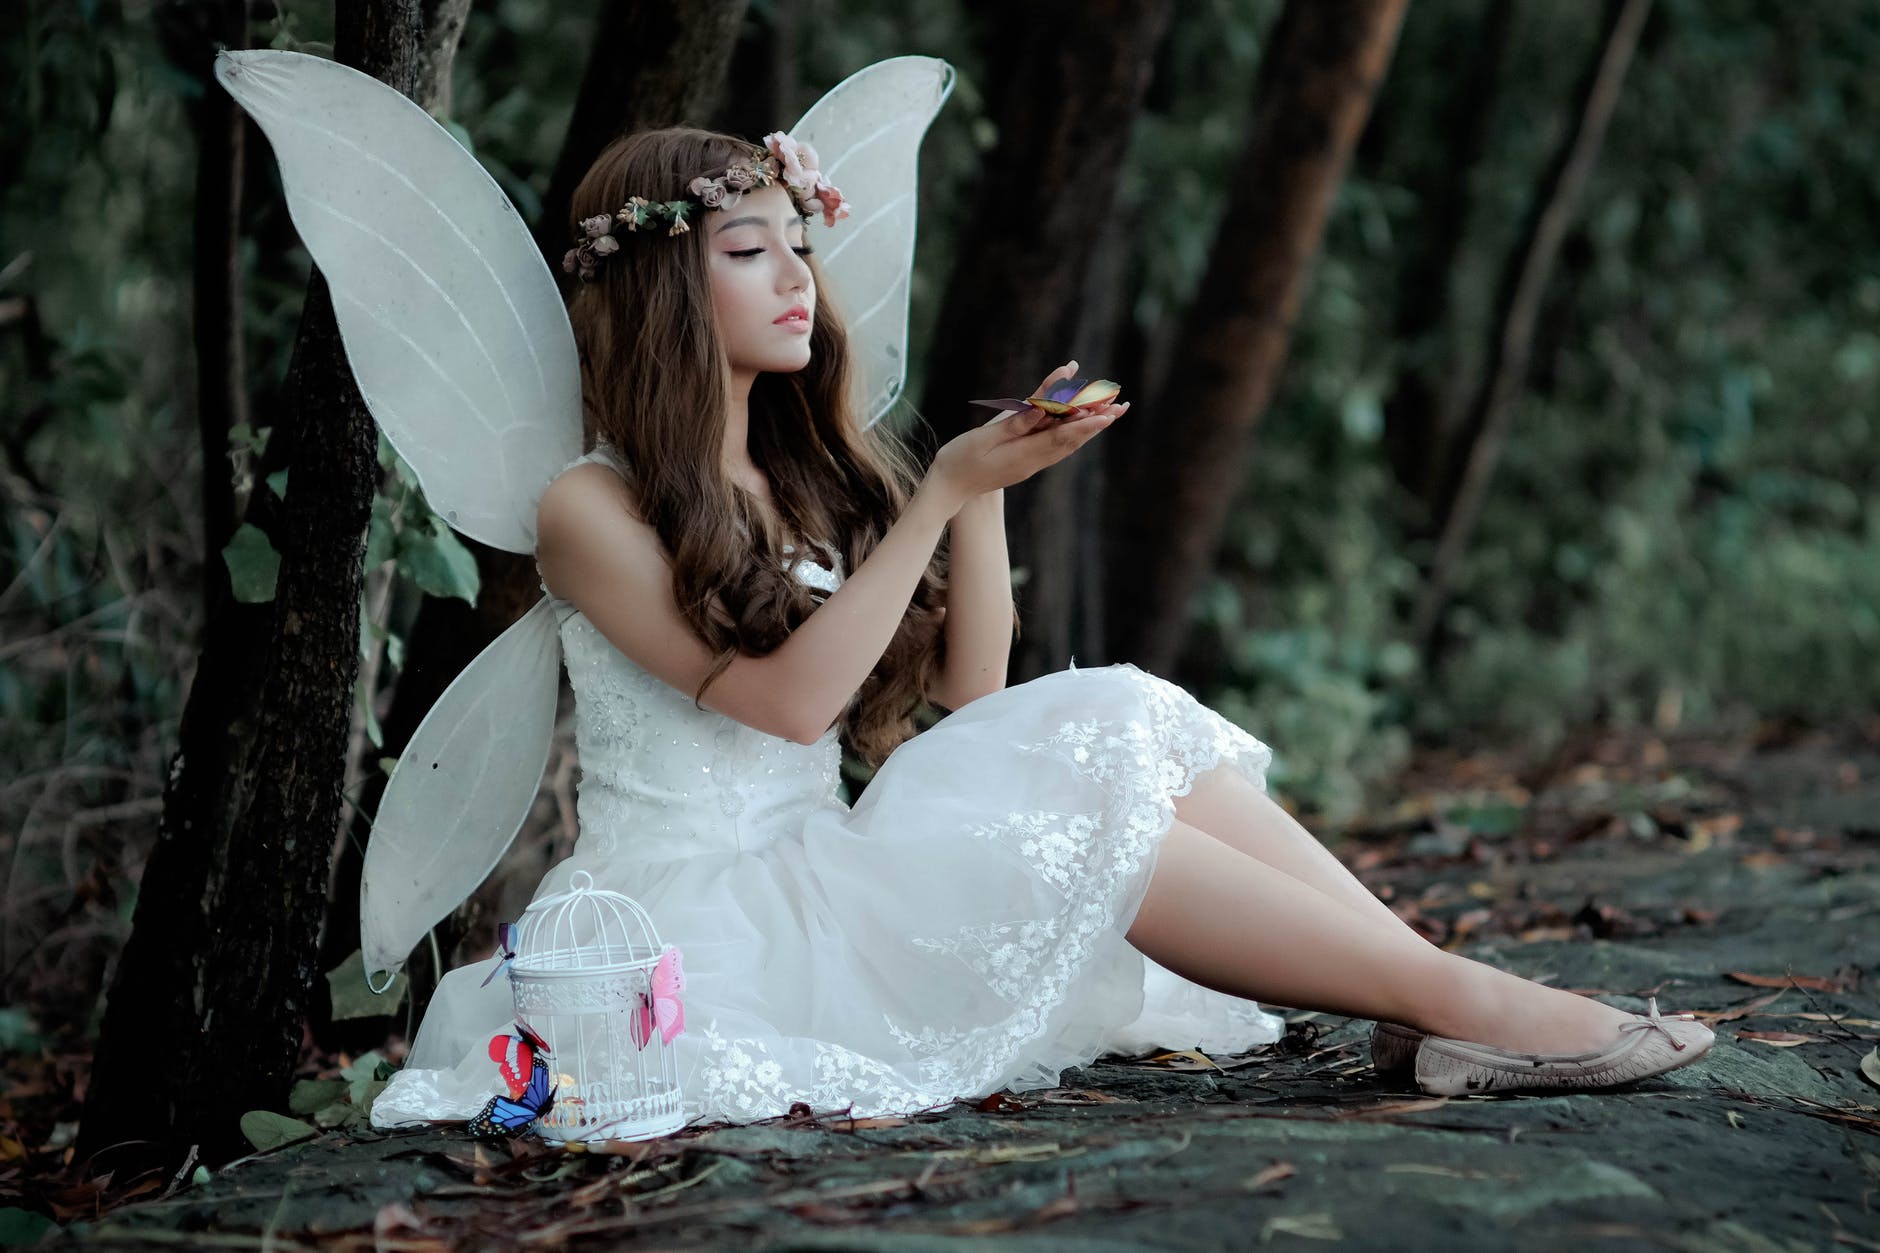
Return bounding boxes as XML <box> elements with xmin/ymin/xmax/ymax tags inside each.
<box><xmin>371</xmin><ymin>126</ymin><xmax>1711</xmax><ymax>1130</ymax></box>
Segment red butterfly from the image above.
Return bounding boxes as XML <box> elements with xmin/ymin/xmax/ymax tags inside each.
<box><xmin>486</xmin><ymin>1021</ymin><xmax>550</xmax><ymax>1098</ymax></box>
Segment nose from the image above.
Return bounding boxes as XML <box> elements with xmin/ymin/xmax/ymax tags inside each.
<box><xmin>781</xmin><ymin>247</ymin><xmax>812</xmax><ymax>294</ymax></box>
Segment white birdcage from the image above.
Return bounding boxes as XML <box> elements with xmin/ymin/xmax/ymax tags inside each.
<box><xmin>507</xmin><ymin>870</ymin><xmax>685</xmax><ymax>1143</ymax></box>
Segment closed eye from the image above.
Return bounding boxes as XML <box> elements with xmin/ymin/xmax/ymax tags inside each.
<box><xmin>726</xmin><ymin>247</ymin><xmax>815</xmax><ymax>258</ymax></box>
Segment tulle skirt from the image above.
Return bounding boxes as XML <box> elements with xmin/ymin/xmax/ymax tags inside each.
<box><xmin>371</xmin><ymin>663</ymin><xmax>1286</xmax><ymax>1129</ymax></box>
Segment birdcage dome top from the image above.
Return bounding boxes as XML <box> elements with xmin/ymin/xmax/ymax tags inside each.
<box><xmin>512</xmin><ymin>869</ymin><xmax>665</xmax><ymax>973</ymax></box>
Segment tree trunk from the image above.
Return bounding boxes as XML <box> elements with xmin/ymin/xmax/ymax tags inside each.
<box><xmin>919</xmin><ymin>0</ymin><xmax>1176</xmax><ymax>682</ymax></box>
<box><xmin>185</xmin><ymin>0</ymin><xmax>250</xmax><ymax>620</ymax></box>
<box><xmin>533</xmin><ymin>0</ymin><xmax>749</xmax><ymax>265</ymax></box>
<box><xmin>1410</xmin><ymin>0</ymin><xmax>1652</xmax><ymax>659</ymax></box>
<box><xmin>1379</xmin><ymin>0</ymin><xmax>1516</xmax><ymax>517</ymax></box>
<box><xmin>82</xmin><ymin>0</ymin><xmax>425</xmax><ymax>1173</ymax></box>
<box><xmin>1104</xmin><ymin>0</ymin><xmax>1409</xmax><ymax>677</ymax></box>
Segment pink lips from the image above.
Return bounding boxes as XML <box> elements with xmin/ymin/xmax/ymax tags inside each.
<box><xmin>774</xmin><ymin>304</ymin><xmax>811</xmax><ymax>332</ymax></box>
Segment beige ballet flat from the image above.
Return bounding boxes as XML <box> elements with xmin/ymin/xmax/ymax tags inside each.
<box><xmin>1370</xmin><ymin>1021</ymin><xmax>1426</xmax><ymax>1075</ymax></box>
<box><xmin>1412</xmin><ymin>997</ymin><xmax>1715</xmax><ymax>1096</ymax></box>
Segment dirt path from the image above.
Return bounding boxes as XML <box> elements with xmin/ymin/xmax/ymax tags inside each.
<box><xmin>43</xmin><ymin>729</ymin><xmax>1880</xmax><ymax>1250</ymax></box>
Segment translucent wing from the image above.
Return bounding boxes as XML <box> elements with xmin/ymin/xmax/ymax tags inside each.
<box><xmin>216</xmin><ymin>49</ymin><xmax>578</xmax><ymax>986</ymax></box>
<box><xmin>358</xmin><ymin>598</ymin><xmax>563</xmax><ymax>986</ymax></box>
<box><xmin>213</xmin><ymin>50</ymin><xmax>581</xmax><ymax>551</ymax></box>
<box><xmin>790</xmin><ymin>56</ymin><xmax>956</xmax><ymax>429</ymax></box>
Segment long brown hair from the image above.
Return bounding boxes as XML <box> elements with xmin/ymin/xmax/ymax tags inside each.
<box><xmin>564</xmin><ymin>127</ymin><xmax>948</xmax><ymax>766</ymax></box>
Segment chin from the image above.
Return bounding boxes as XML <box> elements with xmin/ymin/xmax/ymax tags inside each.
<box><xmin>758</xmin><ymin>348</ymin><xmax>814</xmax><ymax>374</ymax></box>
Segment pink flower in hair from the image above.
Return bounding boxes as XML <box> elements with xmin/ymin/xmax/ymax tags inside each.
<box><xmin>764</xmin><ymin>132</ymin><xmax>811</xmax><ymax>185</ymax></box>
<box><xmin>809</xmin><ymin>181</ymin><xmax>850</xmax><ymax>228</ymax></box>
<box><xmin>580</xmin><ymin>214</ymin><xmax>613</xmax><ymax>240</ymax></box>
<box><xmin>689</xmin><ymin>175</ymin><xmax>738</xmax><ymax>210</ymax></box>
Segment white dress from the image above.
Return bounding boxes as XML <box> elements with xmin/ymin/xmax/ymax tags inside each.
<box><xmin>371</xmin><ymin>449</ymin><xmax>1284</xmax><ymax>1129</ymax></box>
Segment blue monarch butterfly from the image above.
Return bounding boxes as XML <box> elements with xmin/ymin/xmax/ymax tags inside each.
<box><xmin>467</xmin><ymin>1023</ymin><xmax>556</xmax><ymax>1140</ymax></box>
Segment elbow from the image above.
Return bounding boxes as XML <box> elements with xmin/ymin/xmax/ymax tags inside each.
<box><xmin>932</xmin><ymin>678</ymin><xmax>1001</xmax><ymax>713</ymax></box>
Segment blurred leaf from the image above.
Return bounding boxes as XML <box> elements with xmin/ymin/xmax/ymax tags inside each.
<box><xmin>238</xmin><ymin>1111</ymin><xmax>315</xmax><ymax>1152</ymax></box>
<box><xmin>222</xmin><ymin>523</ymin><xmax>280</xmax><ymax>603</ymax></box>
<box><xmin>326</xmin><ymin>950</ymin><xmax>407</xmax><ymax>1022</ymax></box>
<box><xmin>396</xmin><ymin>520</ymin><xmax>480</xmax><ymax>603</ymax></box>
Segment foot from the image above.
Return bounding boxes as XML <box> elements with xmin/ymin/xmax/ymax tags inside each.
<box><xmin>1414</xmin><ymin>997</ymin><xmax>1715</xmax><ymax>1096</ymax></box>
<box><xmin>1421</xmin><ymin>963</ymin><xmax>1638</xmax><ymax>1056</ymax></box>
<box><xmin>1479</xmin><ymin>996</ymin><xmax>1637</xmax><ymax>1056</ymax></box>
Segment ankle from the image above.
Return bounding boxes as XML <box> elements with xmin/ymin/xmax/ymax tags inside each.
<box><xmin>1413</xmin><ymin>958</ymin><xmax>1508</xmax><ymax>1042</ymax></box>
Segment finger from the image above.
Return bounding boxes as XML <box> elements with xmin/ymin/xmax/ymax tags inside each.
<box><xmin>1016</xmin><ymin>405</ymin><xmax>1053</xmax><ymax>434</ymax></box>
<box><xmin>1037</xmin><ymin>359</ymin><xmax>1078</xmax><ymax>394</ymax></box>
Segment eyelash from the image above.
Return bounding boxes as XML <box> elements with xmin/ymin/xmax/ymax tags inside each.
<box><xmin>727</xmin><ymin>247</ymin><xmax>814</xmax><ymax>259</ymax></box>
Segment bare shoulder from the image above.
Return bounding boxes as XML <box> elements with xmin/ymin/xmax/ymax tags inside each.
<box><xmin>535</xmin><ymin>462</ymin><xmax>662</xmax><ymax>601</ymax></box>
<box><xmin>538</xmin><ymin>460</ymin><xmax>644</xmax><ymax>528</ymax></box>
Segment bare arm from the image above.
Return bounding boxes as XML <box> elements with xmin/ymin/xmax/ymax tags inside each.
<box><xmin>932</xmin><ymin>487</ymin><xmax>1013</xmax><ymax>710</ymax></box>
<box><xmin>537</xmin><ymin>464</ymin><xmax>964</xmax><ymax>745</ymax></box>
<box><xmin>536</xmin><ymin>387</ymin><xmax>1120</xmax><ymax>746</ymax></box>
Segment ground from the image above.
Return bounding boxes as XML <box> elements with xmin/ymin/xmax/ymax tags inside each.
<box><xmin>11</xmin><ymin>725</ymin><xmax>1879</xmax><ymax>1250</ymax></box>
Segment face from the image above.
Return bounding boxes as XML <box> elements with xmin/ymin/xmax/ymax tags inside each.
<box><xmin>706</xmin><ymin>183</ymin><xmax>816</xmax><ymax>379</ymax></box>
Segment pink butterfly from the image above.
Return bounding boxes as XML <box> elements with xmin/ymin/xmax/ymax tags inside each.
<box><xmin>630</xmin><ymin>946</ymin><xmax>686</xmax><ymax>1049</ymax></box>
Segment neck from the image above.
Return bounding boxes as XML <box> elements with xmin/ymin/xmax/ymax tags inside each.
<box><xmin>723</xmin><ymin>366</ymin><xmax>756</xmax><ymax>474</ymax></box>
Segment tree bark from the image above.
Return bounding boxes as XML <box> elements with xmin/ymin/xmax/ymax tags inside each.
<box><xmin>919</xmin><ymin>0</ymin><xmax>1176</xmax><ymax>682</ymax></box>
<box><xmin>1379</xmin><ymin>0</ymin><xmax>1516</xmax><ymax>516</ymax></box>
<box><xmin>533</xmin><ymin>0</ymin><xmax>749</xmax><ymax>265</ymax></box>
<box><xmin>1104</xmin><ymin>0</ymin><xmax>1409</xmax><ymax>677</ymax></box>
<box><xmin>82</xmin><ymin>0</ymin><xmax>425</xmax><ymax>1172</ymax></box>
<box><xmin>1410</xmin><ymin>0</ymin><xmax>1652</xmax><ymax>658</ymax></box>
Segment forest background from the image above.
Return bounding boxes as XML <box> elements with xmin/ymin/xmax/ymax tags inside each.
<box><xmin>2</xmin><ymin>0</ymin><xmax>1877</xmax><ymax>1175</ymax></box>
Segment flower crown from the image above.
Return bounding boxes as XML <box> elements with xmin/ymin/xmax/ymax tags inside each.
<box><xmin>562</xmin><ymin>132</ymin><xmax>851</xmax><ymax>282</ymax></box>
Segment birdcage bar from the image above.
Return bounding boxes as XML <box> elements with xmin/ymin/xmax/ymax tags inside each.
<box><xmin>507</xmin><ymin>869</ymin><xmax>685</xmax><ymax>1142</ymax></box>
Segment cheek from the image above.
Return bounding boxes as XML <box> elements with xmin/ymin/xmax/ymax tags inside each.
<box><xmin>712</xmin><ymin>264</ymin><xmax>770</xmax><ymax>325</ymax></box>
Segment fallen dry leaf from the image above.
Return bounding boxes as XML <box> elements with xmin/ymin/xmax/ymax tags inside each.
<box><xmin>1032</xmin><ymin>1088</ymin><xmax>1126</xmax><ymax>1105</ymax></box>
<box><xmin>1788</xmin><ymin>1013</ymin><xmax>1880</xmax><ymax>1028</ymax></box>
<box><xmin>1861</xmin><ymin>1048</ymin><xmax>1880</xmax><ymax>1092</ymax></box>
<box><xmin>1262</xmin><ymin>1212</ymin><xmax>1343</xmax><ymax>1241</ymax></box>
<box><xmin>1726</xmin><ymin>970</ymin><xmax>1848</xmax><ymax>993</ymax></box>
<box><xmin>1733</xmin><ymin>1030</ymin><xmax>1816</xmax><ymax>1047</ymax></box>
<box><xmin>1692</xmin><ymin>991</ymin><xmax>1785</xmax><ymax>1023</ymax></box>
<box><xmin>1245</xmin><ymin>1161</ymin><xmax>1296</xmax><ymax>1190</ymax></box>
<box><xmin>1130</xmin><ymin>1049</ymin><xmax>1225</xmax><ymax>1072</ymax></box>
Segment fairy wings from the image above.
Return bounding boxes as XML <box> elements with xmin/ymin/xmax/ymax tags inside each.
<box><xmin>213</xmin><ymin>48</ymin><xmax>955</xmax><ymax>991</ymax></box>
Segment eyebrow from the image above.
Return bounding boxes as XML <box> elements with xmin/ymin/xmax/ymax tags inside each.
<box><xmin>713</xmin><ymin>213</ymin><xmax>812</xmax><ymax>236</ymax></box>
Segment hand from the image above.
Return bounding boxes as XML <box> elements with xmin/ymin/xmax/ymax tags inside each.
<box><xmin>926</xmin><ymin>360</ymin><xmax>1130</xmax><ymax>507</ymax></box>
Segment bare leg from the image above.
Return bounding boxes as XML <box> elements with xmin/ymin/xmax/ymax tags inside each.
<box><xmin>1175</xmin><ymin>764</ymin><xmax>1421</xmax><ymax>942</ymax></box>
<box><xmin>1128</xmin><ymin>819</ymin><xmax>1635</xmax><ymax>1055</ymax></box>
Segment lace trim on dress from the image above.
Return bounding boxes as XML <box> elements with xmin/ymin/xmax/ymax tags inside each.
<box><xmin>687</xmin><ymin>665</ymin><xmax>1275</xmax><ymax>1119</ymax></box>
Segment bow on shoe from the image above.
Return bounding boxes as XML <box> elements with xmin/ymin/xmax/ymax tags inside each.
<box><xmin>1618</xmin><ymin>996</ymin><xmax>1696</xmax><ymax>1051</ymax></box>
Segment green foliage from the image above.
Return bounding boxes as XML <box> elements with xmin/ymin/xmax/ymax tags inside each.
<box><xmin>325</xmin><ymin>949</ymin><xmax>409</xmax><ymax>1022</ymax></box>
<box><xmin>6</xmin><ymin>0</ymin><xmax>1878</xmax><ymax>848</ymax></box>
<box><xmin>237</xmin><ymin>1110</ymin><xmax>317</xmax><ymax>1151</ymax></box>
<box><xmin>222</xmin><ymin>522</ymin><xmax>281</xmax><ymax>603</ymax></box>
<box><xmin>1138</xmin><ymin>0</ymin><xmax>1880</xmax><ymax>814</ymax></box>
<box><xmin>247</xmin><ymin>1051</ymin><xmax>395</xmax><ymax>1146</ymax></box>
